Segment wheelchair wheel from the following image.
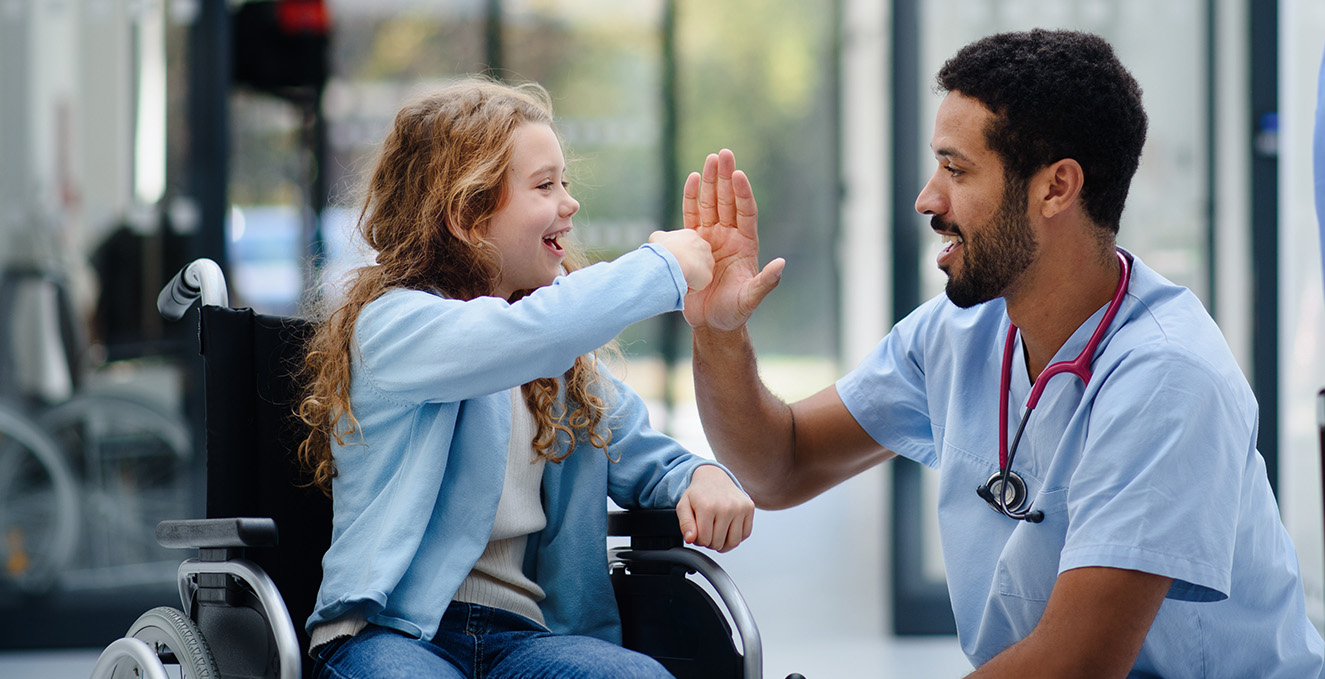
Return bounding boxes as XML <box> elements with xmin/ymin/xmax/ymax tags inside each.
<box><xmin>0</xmin><ymin>404</ymin><xmax>79</xmax><ymax>594</ymax></box>
<box><xmin>39</xmin><ymin>392</ymin><xmax>193</xmax><ymax>571</ymax></box>
<box><xmin>112</xmin><ymin>606</ymin><xmax>219</xmax><ymax>679</ymax></box>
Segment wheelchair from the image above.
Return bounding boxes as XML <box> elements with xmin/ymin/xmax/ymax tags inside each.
<box><xmin>89</xmin><ymin>258</ymin><xmax>777</xmax><ymax>679</ymax></box>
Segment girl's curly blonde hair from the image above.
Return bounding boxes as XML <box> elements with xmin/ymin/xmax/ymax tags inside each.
<box><xmin>296</xmin><ymin>77</ymin><xmax>615</xmax><ymax>495</ymax></box>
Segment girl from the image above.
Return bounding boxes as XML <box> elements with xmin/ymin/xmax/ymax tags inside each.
<box><xmin>297</xmin><ymin>77</ymin><xmax>753</xmax><ymax>679</ymax></box>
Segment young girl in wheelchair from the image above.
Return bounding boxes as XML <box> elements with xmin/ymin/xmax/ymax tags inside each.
<box><xmin>295</xmin><ymin>77</ymin><xmax>754</xmax><ymax>679</ymax></box>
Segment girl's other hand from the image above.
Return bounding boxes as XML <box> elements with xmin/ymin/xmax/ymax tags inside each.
<box><xmin>676</xmin><ymin>465</ymin><xmax>755</xmax><ymax>553</ymax></box>
<box><xmin>649</xmin><ymin>229</ymin><xmax>715</xmax><ymax>292</ymax></box>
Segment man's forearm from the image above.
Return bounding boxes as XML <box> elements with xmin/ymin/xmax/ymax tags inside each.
<box><xmin>965</xmin><ymin>567</ymin><xmax>1170</xmax><ymax>679</ymax></box>
<box><xmin>691</xmin><ymin>325</ymin><xmax>796</xmax><ymax>506</ymax></box>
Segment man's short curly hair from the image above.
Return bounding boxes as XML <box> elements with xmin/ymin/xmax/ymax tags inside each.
<box><xmin>936</xmin><ymin>29</ymin><xmax>1147</xmax><ymax>233</ymax></box>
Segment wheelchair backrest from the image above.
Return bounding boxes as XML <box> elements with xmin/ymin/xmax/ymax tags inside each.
<box><xmin>198</xmin><ymin>306</ymin><xmax>331</xmax><ymax>662</ymax></box>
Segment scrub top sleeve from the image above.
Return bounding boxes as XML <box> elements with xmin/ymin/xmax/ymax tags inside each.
<box><xmin>1059</xmin><ymin>348</ymin><xmax>1251</xmax><ymax>601</ymax></box>
<box><xmin>837</xmin><ymin>347</ymin><xmax>943</xmax><ymax>469</ymax></box>
<box><xmin>836</xmin><ymin>301</ymin><xmax>942</xmax><ymax>469</ymax></box>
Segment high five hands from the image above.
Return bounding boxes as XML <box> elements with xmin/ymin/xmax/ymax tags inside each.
<box><xmin>681</xmin><ymin>149</ymin><xmax>786</xmax><ymax>332</ymax></box>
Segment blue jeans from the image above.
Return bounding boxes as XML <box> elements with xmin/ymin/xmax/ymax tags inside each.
<box><xmin>311</xmin><ymin>602</ymin><xmax>674</xmax><ymax>679</ymax></box>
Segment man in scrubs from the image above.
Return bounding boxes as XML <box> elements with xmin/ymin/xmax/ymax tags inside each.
<box><xmin>684</xmin><ymin>29</ymin><xmax>1325</xmax><ymax>677</ymax></box>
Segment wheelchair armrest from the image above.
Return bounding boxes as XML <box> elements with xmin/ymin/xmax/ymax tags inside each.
<box><xmin>156</xmin><ymin>518</ymin><xmax>279</xmax><ymax>550</ymax></box>
<box><xmin>159</xmin><ymin>518</ymin><xmax>301</xmax><ymax>679</ymax></box>
<box><xmin>607</xmin><ymin>509</ymin><xmax>683</xmax><ymax>550</ymax></box>
<box><xmin>611</xmin><ymin>545</ymin><xmax>764</xmax><ymax>679</ymax></box>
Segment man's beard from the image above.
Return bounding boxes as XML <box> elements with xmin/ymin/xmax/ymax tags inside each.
<box><xmin>936</xmin><ymin>183</ymin><xmax>1039</xmax><ymax>309</ymax></box>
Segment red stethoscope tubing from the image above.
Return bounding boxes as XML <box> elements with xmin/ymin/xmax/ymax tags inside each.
<box><xmin>997</xmin><ymin>250</ymin><xmax>1132</xmax><ymax>470</ymax></box>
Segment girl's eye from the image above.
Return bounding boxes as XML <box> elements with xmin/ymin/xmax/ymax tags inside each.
<box><xmin>537</xmin><ymin>181</ymin><xmax>554</xmax><ymax>190</ymax></box>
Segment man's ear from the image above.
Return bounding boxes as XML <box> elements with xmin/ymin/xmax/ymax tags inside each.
<box><xmin>1034</xmin><ymin>158</ymin><xmax>1084</xmax><ymax>219</ymax></box>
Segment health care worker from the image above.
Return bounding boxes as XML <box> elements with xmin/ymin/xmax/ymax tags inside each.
<box><xmin>682</xmin><ymin>29</ymin><xmax>1325</xmax><ymax>678</ymax></box>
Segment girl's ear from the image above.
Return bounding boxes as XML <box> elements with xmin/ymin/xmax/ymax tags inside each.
<box><xmin>455</xmin><ymin>182</ymin><xmax>504</xmax><ymax>245</ymax></box>
<box><xmin>445</xmin><ymin>219</ymin><xmax>474</xmax><ymax>244</ymax></box>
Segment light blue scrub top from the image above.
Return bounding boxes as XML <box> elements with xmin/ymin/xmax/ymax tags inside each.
<box><xmin>838</xmin><ymin>252</ymin><xmax>1325</xmax><ymax>678</ymax></box>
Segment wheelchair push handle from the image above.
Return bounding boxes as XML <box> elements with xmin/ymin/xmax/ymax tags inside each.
<box><xmin>158</xmin><ymin>258</ymin><xmax>229</xmax><ymax>320</ymax></box>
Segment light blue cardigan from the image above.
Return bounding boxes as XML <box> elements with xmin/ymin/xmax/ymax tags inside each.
<box><xmin>306</xmin><ymin>244</ymin><xmax>728</xmax><ymax>644</ymax></box>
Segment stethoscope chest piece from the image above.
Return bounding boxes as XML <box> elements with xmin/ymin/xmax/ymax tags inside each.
<box><xmin>980</xmin><ymin>471</ymin><xmax>1029</xmax><ymax>513</ymax></box>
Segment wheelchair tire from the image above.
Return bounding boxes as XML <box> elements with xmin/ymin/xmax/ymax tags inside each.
<box><xmin>112</xmin><ymin>606</ymin><xmax>219</xmax><ymax>679</ymax></box>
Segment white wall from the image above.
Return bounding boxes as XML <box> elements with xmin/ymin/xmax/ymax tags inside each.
<box><xmin>1279</xmin><ymin>0</ymin><xmax>1325</xmax><ymax>628</ymax></box>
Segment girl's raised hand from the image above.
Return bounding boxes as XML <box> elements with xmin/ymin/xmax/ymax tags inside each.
<box><xmin>649</xmin><ymin>229</ymin><xmax>715</xmax><ymax>291</ymax></box>
<box><xmin>676</xmin><ymin>465</ymin><xmax>755</xmax><ymax>553</ymax></box>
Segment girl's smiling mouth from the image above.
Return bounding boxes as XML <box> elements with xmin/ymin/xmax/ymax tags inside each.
<box><xmin>543</xmin><ymin>228</ymin><xmax>570</xmax><ymax>255</ymax></box>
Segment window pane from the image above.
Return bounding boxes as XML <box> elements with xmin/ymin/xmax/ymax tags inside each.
<box><xmin>678</xmin><ymin>0</ymin><xmax>840</xmax><ymax>357</ymax></box>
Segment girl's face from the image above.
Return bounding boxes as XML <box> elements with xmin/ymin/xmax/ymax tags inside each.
<box><xmin>485</xmin><ymin>122</ymin><xmax>579</xmax><ymax>299</ymax></box>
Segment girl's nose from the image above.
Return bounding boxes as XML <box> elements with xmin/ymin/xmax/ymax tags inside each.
<box><xmin>561</xmin><ymin>194</ymin><xmax>580</xmax><ymax>218</ymax></box>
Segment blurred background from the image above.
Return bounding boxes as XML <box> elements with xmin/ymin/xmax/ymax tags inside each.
<box><xmin>0</xmin><ymin>0</ymin><xmax>1323</xmax><ymax>677</ymax></box>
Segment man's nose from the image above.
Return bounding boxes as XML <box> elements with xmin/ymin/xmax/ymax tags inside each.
<box><xmin>915</xmin><ymin>173</ymin><xmax>945</xmax><ymax>216</ymax></box>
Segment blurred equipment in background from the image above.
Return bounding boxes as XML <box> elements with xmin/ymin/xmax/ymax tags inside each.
<box><xmin>232</xmin><ymin>0</ymin><xmax>330</xmax><ymax>97</ymax></box>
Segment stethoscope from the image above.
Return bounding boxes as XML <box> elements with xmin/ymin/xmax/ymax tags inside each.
<box><xmin>975</xmin><ymin>250</ymin><xmax>1131</xmax><ymax>523</ymax></box>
